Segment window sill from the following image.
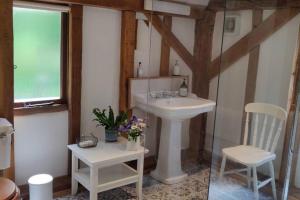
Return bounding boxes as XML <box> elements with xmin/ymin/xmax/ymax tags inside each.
<box><xmin>14</xmin><ymin>104</ymin><xmax>68</xmax><ymax>116</ymax></box>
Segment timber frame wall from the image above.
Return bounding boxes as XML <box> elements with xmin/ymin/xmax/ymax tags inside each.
<box><xmin>67</xmin><ymin>4</ymin><xmax>83</xmax><ymax>173</ymax></box>
<box><xmin>0</xmin><ymin>0</ymin><xmax>14</xmax><ymax>179</ymax></box>
<box><xmin>1</xmin><ymin>0</ymin><xmax>300</xmax><ymax>192</ymax></box>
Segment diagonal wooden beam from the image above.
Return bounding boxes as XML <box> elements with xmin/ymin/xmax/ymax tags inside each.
<box><xmin>209</xmin><ymin>8</ymin><xmax>300</xmax><ymax>79</ymax></box>
<box><xmin>146</xmin><ymin>14</ymin><xmax>196</xmax><ymax>70</ymax></box>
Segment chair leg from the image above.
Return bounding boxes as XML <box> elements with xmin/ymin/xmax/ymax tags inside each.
<box><xmin>269</xmin><ymin>162</ymin><xmax>277</xmax><ymax>200</ymax></box>
<box><xmin>219</xmin><ymin>156</ymin><xmax>227</xmax><ymax>179</ymax></box>
<box><xmin>253</xmin><ymin>167</ymin><xmax>259</xmax><ymax>200</ymax></box>
<box><xmin>247</xmin><ymin>167</ymin><xmax>251</xmax><ymax>189</ymax></box>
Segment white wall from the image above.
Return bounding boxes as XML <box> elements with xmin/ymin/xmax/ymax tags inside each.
<box><xmin>206</xmin><ymin>10</ymin><xmax>253</xmax><ymax>154</ymax></box>
<box><xmin>206</xmin><ymin>10</ymin><xmax>300</xmax><ymax>178</ymax></box>
<box><xmin>135</xmin><ymin>15</ymin><xmax>195</xmax><ymax>91</ymax></box>
<box><xmin>256</xmin><ymin>11</ymin><xmax>300</xmax><ymax>177</ymax></box>
<box><xmin>170</xmin><ymin>17</ymin><xmax>194</xmax><ymax>149</ymax></box>
<box><xmin>170</xmin><ymin>17</ymin><xmax>194</xmax><ymax>94</ymax></box>
<box><xmin>14</xmin><ymin>111</ymin><xmax>68</xmax><ymax>185</ymax></box>
<box><xmin>81</xmin><ymin>6</ymin><xmax>121</xmax><ymax>140</ymax></box>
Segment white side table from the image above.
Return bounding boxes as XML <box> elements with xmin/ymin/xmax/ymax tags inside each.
<box><xmin>68</xmin><ymin>137</ymin><xmax>148</xmax><ymax>200</ymax></box>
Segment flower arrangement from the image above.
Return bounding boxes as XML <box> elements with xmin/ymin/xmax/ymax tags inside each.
<box><xmin>119</xmin><ymin>116</ymin><xmax>146</xmax><ymax>142</ymax></box>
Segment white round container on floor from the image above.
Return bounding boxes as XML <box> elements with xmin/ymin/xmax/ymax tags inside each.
<box><xmin>28</xmin><ymin>174</ymin><xmax>53</xmax><ymax>200</ymax></box>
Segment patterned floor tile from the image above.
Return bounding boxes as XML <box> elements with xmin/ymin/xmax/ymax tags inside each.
<box><xmin>55</xmin><ymin>163</ymin><xmax>273</xmax><ymax>200</ymax></box>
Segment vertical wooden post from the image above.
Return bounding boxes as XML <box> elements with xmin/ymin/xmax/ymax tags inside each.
<box><xmin>189</xmin><ymin>11</ymin><xmax>216</xmax><ymax>159</ymax></box>
<box><xmin>68</xmin><ymin>5</ymin><xmax>83</xmax><ymax>145</ymax></box>
<box><xmin>240</xmin><ymin>9</ymin><xmax>263</xmax><ymax>144</ymax></box>
<box><xmin>160</xmin><ymin>16</ymin><xmax>172</xmax><ymax>76</ymax></box>
<box><xmin>0</xmin><ymin>0</ymin><xmax>14</xmax><ymax>180</ymax></box>
<box><xmin>119</xmin><ymin>11</ymin><xmax>137</xmax><ymax>112</ymax></box>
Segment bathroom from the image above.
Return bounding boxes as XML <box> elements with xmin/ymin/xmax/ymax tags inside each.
<box><xmin>1</xmin><ymin>0</ymin><xmax>300</xmax><ymax>200</ymax></box>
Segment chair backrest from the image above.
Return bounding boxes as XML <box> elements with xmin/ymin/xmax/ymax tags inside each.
<box><xmin>243</xmin><ymin>103</ymin><xmax>287</xmax><ymax>153</ymax></box>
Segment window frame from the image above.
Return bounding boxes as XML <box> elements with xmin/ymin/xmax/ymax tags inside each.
<box><xmin>13</xmin><ymin>10</ymin><xmax>69</xmax><ymax>114</ymax></box>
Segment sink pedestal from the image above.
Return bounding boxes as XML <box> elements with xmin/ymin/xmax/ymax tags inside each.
<box><xmin>150</xmin><ymin>118</ymin><xmax>187</xmax><ymax>184</ymax></box>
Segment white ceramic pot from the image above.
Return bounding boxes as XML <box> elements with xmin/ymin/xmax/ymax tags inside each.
<box><xmin>126</xmin><ymin>136</ymin><xmax>140</xmax><ymax>151</ymax></box>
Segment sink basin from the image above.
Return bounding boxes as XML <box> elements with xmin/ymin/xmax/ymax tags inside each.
<box><xmin>134</xmin><ymin>93</ymin><xmax>216</xmax><ymax>184</ymax></box>
<box><xmin>134</xmin><ymin>94</ymin><xmax>215</xmax><ymax>120</ymax></box>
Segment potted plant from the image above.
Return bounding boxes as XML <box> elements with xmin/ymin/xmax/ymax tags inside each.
<box><xmin>93</xmin><ymin>106</ymin><xmax>127</xmax><ymax>142</ymax></box>
<box><xmin>119</xmin><ymin>116</ymin><xmax>146</xmax><ymax>151</ymax></box>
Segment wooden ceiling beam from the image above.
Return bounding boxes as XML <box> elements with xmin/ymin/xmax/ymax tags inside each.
<box><xmin>146</xmin><ymin>14</ymin><xmax>196</xmax><ymax>70</ymax></box>
<box><xmin>208</xmin><ymin>0</ymin><xmax>300</xmax><ymax>10</ymax></box>
<box><xmin>208</xmin><ymin>0</ymin><xmax>257</xmax><ymax>10</ymax></box>
<box><xmin>209</xmin><ymin>8</ymin><xmax>300</xmax><ymax>79</ymax></box>
<box><xmin>288</xmin><ymin>0</ymin><xmax>300</xmax><ymax>7</ymax></box>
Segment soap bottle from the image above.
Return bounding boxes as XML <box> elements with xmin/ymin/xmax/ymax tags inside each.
<box><xmin>173</xmin><ymin>60</ymin><xmax>180</xmax><ymax>76</ymax></box>
<box><xmin>137</xmin><ymin>62</ymin><xmax>143</xmax><ymax>78</ymax></box>
<box><xmin>179</xmin><ymin>79</ymin><xmax>188</xmax><ymax>97</ymax></box>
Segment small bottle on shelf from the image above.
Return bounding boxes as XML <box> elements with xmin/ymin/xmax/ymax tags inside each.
<box><xmin>137</xmin><ymin>62</ymin><xmax>143</xmax><ymax>78</ymax></box>
<box><xmin>179</xmin><ymin>78</ymin><xmax>188</xmax><ymax>97</ymax></box>
<box><xmin>172</xmin><ymin>60</ymin><xmax>180</xmax><ymax>76</ymax></box>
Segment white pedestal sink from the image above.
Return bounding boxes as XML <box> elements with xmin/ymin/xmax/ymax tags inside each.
<box><xmin>134</xmin><ymin>93</ymin><xmax>216</xmax><ymax>184</ymax></box>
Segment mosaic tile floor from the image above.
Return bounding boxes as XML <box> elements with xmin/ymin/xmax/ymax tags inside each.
<box><xmin>55</xmin><ymin>163</ymin><xmax>273</xmax><ymax>200</ymax></box>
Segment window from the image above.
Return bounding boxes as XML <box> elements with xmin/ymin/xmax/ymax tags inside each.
<box><xmin>13</xmin><ymin>6</ymin><xmax>68</xmax><ymax>109</ymax></box>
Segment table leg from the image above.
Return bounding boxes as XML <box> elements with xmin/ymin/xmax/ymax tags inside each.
<box><xmin>136</xmin><ymin>155</ymin><xmax>144</xmax><ymax>200</ymax></box>
<box><xmin>71</xmin><ymin>153</ymin><xmax>78</xmax><ymax>195</ymax></box>
<box><xmin>90</xmin><ymin>166</ymin><xmax>98</xmax><ymax>200</ymax></box>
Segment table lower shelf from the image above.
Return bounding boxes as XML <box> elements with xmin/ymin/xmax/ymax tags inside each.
<box><xmin>74</xmin><ymin>163</ymin><xmax>139</xmax><ymax>193</ymax></box>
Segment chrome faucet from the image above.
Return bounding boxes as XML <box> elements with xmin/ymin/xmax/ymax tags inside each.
<box><xmin>149</xmin><ymin>90</ymin><xmax>179</xmax><ymax>99</ymax></box>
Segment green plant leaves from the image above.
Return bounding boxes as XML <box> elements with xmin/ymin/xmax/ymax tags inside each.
<box><xmin>93</xmin><ymin>106</ymin><xmax>128</xmax><ymax>131</ymax></box>
<box><xmin>128</xmin><ymin>129</ymin><xmax>141</xmax><ymax>142</ymax></box>
<box><xmin>115</xmin><ymin>111</ymin><xmax>128</xmax><ymax>127</ymax></box>
<box><xmin>108</xmin><ymin>106</ymin><xmax>115</xmax><ymax>128</ymax></box>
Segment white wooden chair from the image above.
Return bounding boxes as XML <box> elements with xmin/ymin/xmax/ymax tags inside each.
<box><xmin>219</xmin><ymin>103</ymin><xmax>287</xmax><ymax>200</ymax></box>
